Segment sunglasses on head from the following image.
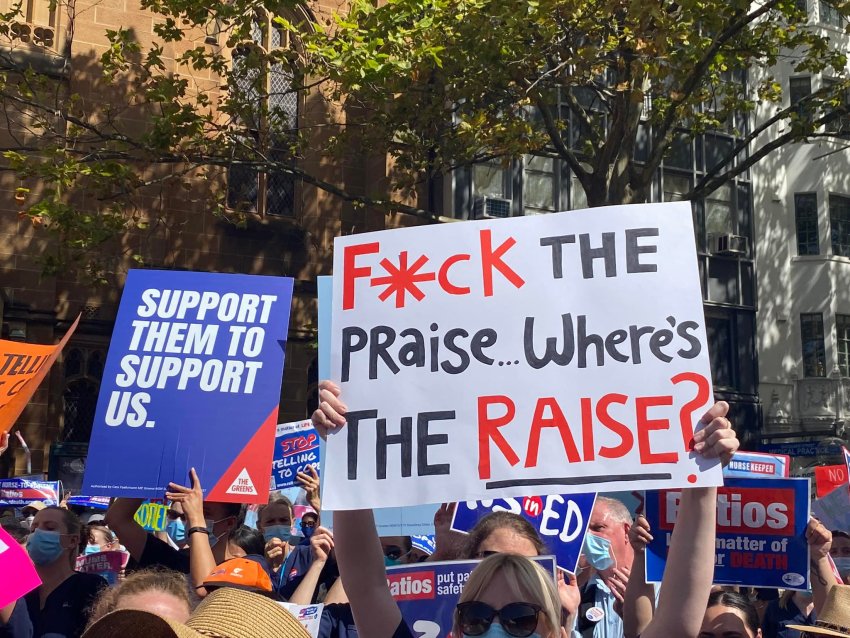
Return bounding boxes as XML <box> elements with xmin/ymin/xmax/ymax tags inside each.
<box><xmin>455</xmin><ymin>601</ymin><xmax>542</xmax><ymax>638</ymax></box>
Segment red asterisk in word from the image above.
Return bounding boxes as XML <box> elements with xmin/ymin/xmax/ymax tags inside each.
<box><xmin>370</xmin><ymin>251</ymin><xmax>436</xmax><ymax>308</ymax></box>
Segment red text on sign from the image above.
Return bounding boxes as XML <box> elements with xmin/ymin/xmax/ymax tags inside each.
<box><xmin>476</xmin><ymin>373</ymin><xmax>709</xmax><ymax>480</ymax></box>
<box><xmin>341</xmin><ymin>230</ymin><xmax>525</xmax><ymax>310</ymax></box>
<box><xmin>660</xmin><ymin>487</ymin><xmax>793</xmax><ymax>535</ymax></box>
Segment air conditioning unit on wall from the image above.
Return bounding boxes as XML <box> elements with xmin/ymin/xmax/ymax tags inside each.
<box><xmin>713</xmin><ymin>234</ymin><xmax>748</xmax><ymax>255</ymax></box>
<box><xmin>472</xmin><ymin>196</ymin><xmax>512</xmax><ymax>219</ymax></box>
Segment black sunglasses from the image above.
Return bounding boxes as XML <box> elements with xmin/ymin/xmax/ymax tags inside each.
<box><xmin>167</xmin><ymin>510</ymin><xmax>186</xmax><ymax>521</ymax></box>
<box><xmin>456</xmin><ymin>601</ymin><xmax>542</xmax><ymax>638</ymax></box>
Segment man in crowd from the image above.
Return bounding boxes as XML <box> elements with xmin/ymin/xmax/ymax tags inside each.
<box><xmin>576</xmin><ymin>496</ymin><xmax>635</xmax><ymax>638</ymax></box>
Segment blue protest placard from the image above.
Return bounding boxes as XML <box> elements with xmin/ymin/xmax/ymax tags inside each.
<box><xmin>450</xmin><ymin>494</ymin><xmax>595</xmax><ymax>574</ymax></box>
<box><xmin>0</xmin><ymin>478</ymin><xmax>61</xmax><ymax>506</ymax></box>
<box><xmin>723</xmin><ymin>451</ymin><xmax>790</xmax><ymax>479</ymax></box>
<box><xmin>83</xmin><ymin>270</ymin><xmax>293</xmax><ymax>503</ymax></box>
<box><xmin>66</xmin><ymin>496</ymin><xmax>111</xmax><ymax>510</ymax></box>
<box><xmin>645</xmin><ymin>477</ymin><xmax>810</xmax><ymax>589</ymax></box>
<box><xmin>272</xmin><ymin>420</ymin><xmax>320</xmax><ymax>490</ymax></box>
<box><xmin>388</xmin><ymin>556</ymin><xmax>557</xmax><ymax>638</ymax></box>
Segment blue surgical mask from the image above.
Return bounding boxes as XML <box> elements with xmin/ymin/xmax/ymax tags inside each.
<box><xmin>27</xmin><ymin>529</ymin><xmax>66</xmax><ymax>566</ymax></box>
<box><xmin>583</xmin><ymin>533</ymin><xmax>615</xmax><ymax>571</ymax></box>
<box><xmin>463</xmin><ymin>624</ymin><xmax>542</xmax><ymax>638</ymax></box>
<box><xmin>205</xmin><ymin>518</ymin><xmax>222</xmax><ymax>548</ymax></box>
<box><xmin>166</xmin><ymin>519</ymin><xmax>186</xmax><ymax>544</ymax></box>
<box><xmin>84</xmin><ymin>544</ymin><xmax>102</xmax><ymax>556</ymax></box>
<box><xmin>834</xmin><ymin>556</ymin><xmax>850</xmax><ymax>574</ymax></box>
<box><xmin>384</xmin><ymin>555</ymin><xmax>402</xmax><ymax>567</ymax></box>
<box><xmin>263</xmin><ymin>524</ymin><xmax>292</xmax><ymax>544</ymax></box>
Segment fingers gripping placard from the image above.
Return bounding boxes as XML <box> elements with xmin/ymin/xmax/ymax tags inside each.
<box><xmin>325</xmin><ymin>203</ymin><xmax>721</xmax><ymax>510</ymax></box>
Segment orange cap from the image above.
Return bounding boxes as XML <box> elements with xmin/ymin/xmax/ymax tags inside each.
<box><xmin>203</xmin><ymin>558</ymin><xmax>273</xmax><ymax>593</ymax></box>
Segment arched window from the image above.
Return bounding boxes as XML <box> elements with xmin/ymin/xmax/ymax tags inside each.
<box><xmin>227</xmin><ymin>10</ymin><xmax>300</xmax><ymax>217</ymax></box>
<box><xmin>62</xmin><ymin>346</ymin><xmax>105</xmax><ymax>442</ymax></box>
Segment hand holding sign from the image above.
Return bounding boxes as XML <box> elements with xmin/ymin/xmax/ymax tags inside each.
<box><xmin>691</xmin><ymin>401</ymin><xmax>737</xmax><ymax>465</ymax></box>
<box><xmin>297</xmin><ymin>466</ymin><xmax>321</xmax><ymax>512</ymax></box>
<box><xmin>628</xmin><ymin>515</ymin><xmax>654</xmax><ymax>552</ymax></box>
<box><xmin>806</xmin><ymin>518</ymin><xmax>832</xmax><ymax>561</ymax></box>
<box><xmin>312</xmin><ymin>380</ymin><xmax>347</xmax><ymax>436</ymax></box>
<box><xmin>0</xmin><ymin>432</ymin><xmax>7</xmax><ymax>456</ymax></box>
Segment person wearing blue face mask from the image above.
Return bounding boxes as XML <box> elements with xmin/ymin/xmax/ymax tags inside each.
<box><xmin>0</xmin><ymin>506</ymin><xmax>107</xmax><ymax>638</ymax></box>
<box><xmin>258</xmin><ymin>496</ymin><xmax>295</xmax><ymax>573</ymax></box>
<box><xmin>164</xmin><ymin>505</ymin><xmax>187</xmax><ymax>548</ymax></box>
<box><xmin>574</xmin><ymin>496</ymin><xmax>634</xmax><ymax>638</ymax></box>
<box><xmin>300</xmin><ymin>510</ymin><xmax>319</xmax><ymax>543</ymax></box>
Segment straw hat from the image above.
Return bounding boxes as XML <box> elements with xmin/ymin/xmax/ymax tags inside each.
<box><xmin>83</xmin><ymin>587</ymin><xmax>311</xmax><ymax>638</ymax></box>
<box><xmin>788</xmin><ymin>585</ymin><xmax>850</xmax><ymax>637</ymax></box>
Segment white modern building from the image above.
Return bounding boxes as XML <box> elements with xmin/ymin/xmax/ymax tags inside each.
<box><xmin>752</xmin><ymin>0</ymin><xmax>850</xmax><ymax>465</ymax></box>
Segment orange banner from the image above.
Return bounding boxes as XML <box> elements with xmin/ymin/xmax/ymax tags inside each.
<box><xmin>0</xmin><ymin>315</ymin><xmax>80</xmax><ymax>435</ymax></box>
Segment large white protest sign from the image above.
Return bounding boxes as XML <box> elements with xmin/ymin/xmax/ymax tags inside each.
<box><xmin>324</xmin><ymin>203</ymin><xmax>721</xmax><ymax>510</ymax></box>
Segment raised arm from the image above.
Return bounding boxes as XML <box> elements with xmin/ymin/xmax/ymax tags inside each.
<box><xmin>296</xmin><ymin>466</ymin><xmax>321</xmax><ymax>512</ymax></box>
<box><xmin>104</xmin><ymin>497</ymin><xmax>148</xmax><ymax>560</ymax></box>
<box><xmin>334</xmin><ymin>509</ymin><xmax>403</xmax><ymax>638</ymax></box>
<box><xmin>167</xmin><ymin>468</ymin><xmax>216</xmax><ymax>596</ymax></box>
<box><xmin>312</xmin><ymin>380</ymin><xmax>403</xmax><ymax>638</ymax></box>
<box><xmin>640</xmin><ymin>402</ymin><xmax>738</xmax><ymax>638</ymax></box>
<box><xmin>288</xmin><ymin>526</ymin><xmax>333</xmax><ymax>605</ymax></box>
<box><xmin>806</xmin><ymin>518</ymin><xmax>834</xmax><ymax>614</ymax></box>
<box><xmin>623</xmin><ymin>514</ymin><xmax>656</xmax><ymax>638</ymax></box>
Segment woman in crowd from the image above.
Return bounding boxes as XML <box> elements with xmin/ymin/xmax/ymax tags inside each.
<box><xmin>312</xmin><ymin>379</ymin><xmax>738</xmax><ymax>638</ymax></box>
<box><xmin>1</xmin><ymin>506</ymin><xmax>107</xmax><ymax>638</ymax></box>
<box><xmin>87</xmin><ymin>568</ymin><xmax>195</xmax><ymax>626</ymax></box>
<box><xmin>83</xmin><ymin>523</ymin><xmax>119</xmax><ymax>555</ymax></box>
<box><xmin>257</xmin><ymin>496</ymin><xmax>295</xmax><ymax>574</ymax></box>
<box><xmin>454</xmin><ymin>553</ymin><xmax>564</xmax><ymax>638</ymax></box>
<box><xmin>700</xmin><ymin>591</ymin><xmax>762</xmax><ymax>638</ymax></box>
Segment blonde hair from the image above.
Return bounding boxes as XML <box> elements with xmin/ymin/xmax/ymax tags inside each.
<box><xmin>87</xmin><ymin>568</ymin><xmax>196</xmax><ymax>627</ymax></box>
<box><xmin>454</xmin><ymin>554</ymin><xmax>561</xmax><ymax>638</ymax></box>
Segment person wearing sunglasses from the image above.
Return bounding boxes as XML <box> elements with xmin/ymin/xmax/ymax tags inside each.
<box><xmin>455</xmin><ymin>553</ymin><xmax>563</xmax><ymax>638</ymax></box>
<box><xmin>311</xmin><ymin>380</ymin><xmax>739</xmax><ymax>638</ymax></box>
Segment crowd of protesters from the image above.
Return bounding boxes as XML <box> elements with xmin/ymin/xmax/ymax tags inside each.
<box><xmin>2</xmin><ymin>380</ymin><xmax>850</xmax><ymax>638</ymax></box>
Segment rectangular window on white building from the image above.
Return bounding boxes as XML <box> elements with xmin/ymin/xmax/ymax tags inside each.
<box><xmin>837</xmin><ymin>314</ymin><xmax>850</xmax><ymax>377</ymax></box>
<box><xmin>794</xmin><ymin>193</ymin><xmax>819</xmax><ymax>255</ymax></box>
<box><xmin>801</xmin><ymin>312</ymin><xmax>827</xmax><ymax>377</ymax></box>
<box><xmin>820</xmin><ymin>0</ymin><xmax>845</xmax><ymax>26</ymax></box>
<box><xmin>789</xmin><ymin>76</ymin><xmax>812</xmax><ymax>116</ymax></box>
<box><xmin>829</xmin><ymin>194</ymin><xmax>850</xmax><ymax>257</ymax></box>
